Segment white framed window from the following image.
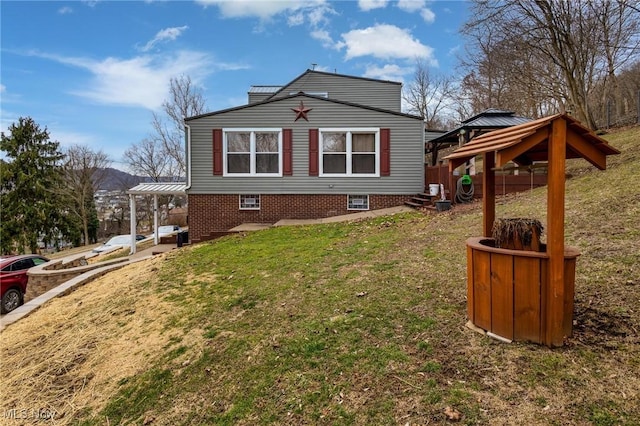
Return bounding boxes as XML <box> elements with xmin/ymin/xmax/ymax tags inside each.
<box><xmin>319</xmin><ymin>128</ymin><xmax>379</xmax><ymax>177</ymax></box>
<box><xmin>347</xmin><ymin>194</ymin><xmax>370</xmax><ymax>210</ymax></box>
<box><xmin>224</xmin><ymin>129</ymin><xmax>282</xmax><ymax>176</ymax></box>
<box><xmin>239</xmin><ymin>194</ymin><xmax>261</xmax><ymax>210</ymax></box>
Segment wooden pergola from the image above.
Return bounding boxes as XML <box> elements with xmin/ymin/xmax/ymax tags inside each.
<box><xmin>444</xmin><ymin>114</ymin><xmax>620</xmax><ymax>347</ymax></box>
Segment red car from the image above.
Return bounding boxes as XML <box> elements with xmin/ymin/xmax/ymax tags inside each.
<box><xmin>0</xmin><ymin>254</ymin><xmax>49</xmax><ymax>314</ymax></box>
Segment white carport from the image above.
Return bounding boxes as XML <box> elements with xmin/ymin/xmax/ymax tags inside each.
<box><xmin>126</xmin><ymin>182</ymin><xmax>187</xmax><ymax>254</ymax></box>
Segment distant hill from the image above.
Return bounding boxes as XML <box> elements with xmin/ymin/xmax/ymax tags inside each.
<box><xmin>94</xmin><ymin>168</ymin><xmax>184</xmax><ymax>191</ymax></box>
<box><xmin>93</xmin><ymin>168</ymin><xmax>149</xmax><ymax>191</ymax></box>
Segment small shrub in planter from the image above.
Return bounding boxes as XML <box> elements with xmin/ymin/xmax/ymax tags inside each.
<box><xmin>491</xmin><ymin>218</ymin><xmax>543</xmax><ymax>251</ymax></box>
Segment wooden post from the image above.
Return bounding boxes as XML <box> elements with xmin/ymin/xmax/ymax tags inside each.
<box><xmin>448</xmin><ymin>163</ymin><xmax>456</xmax><ymax>204</ymax></box>
<box><xmin>545</xmin><ymin>117</ymin><xmax>567</xmax><ymax>347</ymax></box>
<box><xmin>483</xmin><ymin>151</ymin><xmax>496</xmax><ymax>237</ymax></box>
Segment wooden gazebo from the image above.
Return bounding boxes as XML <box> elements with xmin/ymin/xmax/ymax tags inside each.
<box><xmin>444</xmin><ymin>114</ymin><xmax>620</xmax><ymax>347</ymax></box>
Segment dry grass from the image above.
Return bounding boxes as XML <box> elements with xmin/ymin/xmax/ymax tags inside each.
<box><xmin>0</xmin><ymin>255</ymin><xmax>197</xmax><ymax>423</ymax></box>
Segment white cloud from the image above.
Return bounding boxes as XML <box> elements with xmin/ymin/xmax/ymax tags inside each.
<box><xmin>396</xmin><ymin>0</ymin><xmax>435</xmax><ymax>23</ymax></box>
<box><xmin>310</xmin><ymin>29</ymin><xmax>335</xmax><ymax>49</ymax></box>
<box><xmin>288</xmin><ymin>12</ymin><xmax>304</xmax><ymax>26</ymax></box>
<box><xmin>358</xmin><ymin>0</ymin><xmax>388</xmax><ymax>11</ymax></box>
<box><xmin>397</xmin><ymin>0</ymin><xmax>425</xmax><ymax>13</ymax></box>
<box><xmin>58</xmin><ymin>6</ymin><xmax>73</xmax><ymax>14</ymax></box>
<box><xmin>337</xmin><ymin>24</ymin><xmax>435</xmax><ymax>63</ymax></box>
<box><xmin>307</xmin><ymin>4</ymin><xmax>336</xmax><ymax>27</ymax></box>
<box><xmin>196</xmin><ymin>0</ymin><xmax>327</xmax><ymax>20</ymax></box>
<box><xmin>198</xmin><ymin>0</ymin><xmax>336</xmax><ymax>38</ymax></box>
<box><xmin>24</xmin><ymin>50</ymin><xmax>223</xmax><ymax>110</ymax></box>
<box><xmin>420</xmin><ymin>8</ymin><xmax>435</xmax><ymax>23</ymax></box>
<box><xmin>312</xmin><ymin>64</ymin><xmax>331</xmax><ymax>72</ymax></box>
<box><xmin>140</xmin><ymin>26</ymin><xmax>189</xmax><ymax>52</ymax></box>
<box><xmin>50</xmin><ymin>129</ymin><xmax>96</xmax><ymax>148</ymax></box>
<box><xmin>362</xmin><ymin>64</ymin><xmax>411</xmax><ymax>82</ymax></box>
<box><xmin>0</xmin><ymin>84</ymin><xmax>5</xmax><ymax>93</ymax></box>
<box><xmin>81</xmin><ymin>0</ymin><xmax>100</xmax><ymax>8</ymax></box>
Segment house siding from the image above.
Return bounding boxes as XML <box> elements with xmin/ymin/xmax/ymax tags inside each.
<box><xmin>248</xmin><ymin>93</ymin><xmax>272</xmax><ymax>104</ymax></box>
<box><xmin>187</xmin><ymin>95</ymin><xmax>424</xmax><ymax>195</ymax></box>
<box><xmin>271</xmin><ymin>72</ymin><xmax>402</xmax><ymax>112</ymax></box>
<box><xmin>188</xmin><ymin>193</ymin><xmax>408</xmax><ymax>240</ymax></box>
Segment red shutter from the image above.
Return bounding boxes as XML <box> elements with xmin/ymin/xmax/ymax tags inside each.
<box><xmin>283</xmin><ymin>129</ymin><xmax>293</xmax><ymax>176</ymax></box>
<box><xmin>309</xmin><ymin>129</ymin><xmax>319</xmax><ymax>176</ymax></box>
<box><xmin>212</xmin><ymin>129</ymin><xmax>223</xmax><ymax>175</ymax></box>
<box><xmin>380</xmin><ymin>128</ymin><xmax>390</xmax><ymax>176</ymax></box>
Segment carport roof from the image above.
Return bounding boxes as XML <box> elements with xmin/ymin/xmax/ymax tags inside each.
<box><xmin>127</xmin><ymin>182</ymin><xmax>186</xmax><ymax>195</ymax></box>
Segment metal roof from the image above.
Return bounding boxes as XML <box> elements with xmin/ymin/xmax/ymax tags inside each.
<box><xmin>444</xmin><ymin>113</ymin><xmax>620</xmax><ymax>170</ymax></box>
<box><xmin>127</xmin><ymin>182</ymin><xmax>187</xmax><ymax>195</ymax></box>
<box><xmin>248</xmin><ymin>86</ymin><xmax>283</xmax><ymax>94</ymax></box>
<box><xmin>430</xmin><ymin>109</ymin><xmax>533</xmax><ymax>145</ymax></box>
<box><xmin>463</xmin><ymin>114</ymin><xmax>531</xmax><ymax>128</ymax></box>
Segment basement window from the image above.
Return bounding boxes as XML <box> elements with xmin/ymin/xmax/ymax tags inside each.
<box><xmin>239</xmin><ymin>194</ymin><xmax>261</xmax><ymax>210</ymax></box>
<box><xmin>347</xmin><ymin>194</ymin><xmax>369</xmax><ymax>211</ymax></box>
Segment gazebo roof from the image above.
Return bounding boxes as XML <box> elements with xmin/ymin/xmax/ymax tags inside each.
<box><xmin>431</xmin><ymin>108</ymin><xmax>532</xmax><ymax>145</ymax></box>
<box><xmin>444</xmin><ymin>113</ymin><xmax>620</xmax><ymax>170</ymax></box>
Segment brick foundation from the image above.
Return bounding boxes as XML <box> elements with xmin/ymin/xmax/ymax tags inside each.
<box><xmin>188</xmin><ymin>194</ymin><xmax>408</xmax><ymax>242</ymax></box>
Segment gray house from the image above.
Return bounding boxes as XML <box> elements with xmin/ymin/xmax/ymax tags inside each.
<box><xmin>184</xmin><ymin>69</ymin><xmax>424</xmax><ymax>242</ymax></box>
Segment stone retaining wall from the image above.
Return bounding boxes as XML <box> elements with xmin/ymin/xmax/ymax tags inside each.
<box><xmin>26</xmin><ymin>256</ymin><xmax>129</xmax><ymax>302</ymax></box>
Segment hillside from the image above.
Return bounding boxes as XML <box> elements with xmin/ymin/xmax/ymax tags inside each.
<box><xmin>1</xmin><ymin>126</ymin><xmax>638</xmax><ymax>425</ymax></box>
<box><xmin>95</xmin><ymin>168</ymin><xmax>183</xmax><ymax>191</ymax></box>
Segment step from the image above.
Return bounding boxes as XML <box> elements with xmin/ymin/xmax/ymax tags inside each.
<box><xmin>404</xmin><ymin>200</ymin><xmax>422</xmax><ymax>208</ymax></box>
<box><xmin>411</xmin><ymin>197</ymin><xmax>431</xmax><ymax>204</ymax></box>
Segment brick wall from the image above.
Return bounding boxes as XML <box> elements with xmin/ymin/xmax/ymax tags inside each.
<box><xmin>188</xmin><ymin>194</ymin><xmax>407</xmax><ymax>242</ymax></box>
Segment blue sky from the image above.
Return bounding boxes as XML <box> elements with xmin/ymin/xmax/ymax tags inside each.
<box><xmin>1</xmin><ymin>0</ymin><xmax>469</xmax><ymax>170</ymax></box>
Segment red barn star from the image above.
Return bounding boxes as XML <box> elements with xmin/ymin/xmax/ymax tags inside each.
<box><xmin>291</xmin><ymin>101</ymin><xmax>312</xmax><ymax>122</ymax></box>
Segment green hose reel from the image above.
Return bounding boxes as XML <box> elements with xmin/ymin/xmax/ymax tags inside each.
<box><xmin>461</xmin><ymin>174</ymin><xmax>472</xmax><ymax>185</ymax></box>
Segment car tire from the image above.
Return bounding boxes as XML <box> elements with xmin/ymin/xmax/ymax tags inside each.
<box><xmin>1</xmin><ymin>288</ymin><xmax>23</xmax><ymax>314</ymax></box>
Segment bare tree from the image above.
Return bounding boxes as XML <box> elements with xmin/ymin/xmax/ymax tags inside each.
<box><xmin>151</xmin><ymin>75</ymin><xmax>207</xmax><ymax>178</ymax></box>
<box><xmin>403</xmin><ymin>59</ymin><xmax>456</xmax><ymax>165</ymax></box>
<box><xmin>61</xmin><ymin>144</ymin><xmax>111</xmax><ymax>245</ymax></box>
<box><xmin>123</xmin><ymin>138</ymin><xmax>169</xmax><ymax>182</ymax></box>
<box><xmin>461</xmin><ymin>0</ymin><xmax>640</xmax><ymax>130</ymax></box>
<box><xmin>403</xmin><ymin>59</ymin><xmax>455</xmax><ymax>128</ymax></box>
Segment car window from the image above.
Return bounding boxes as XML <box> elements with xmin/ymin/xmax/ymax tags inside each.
<box><xmin>33</xmin><ymin>257</ymin><xmax>48</xmax><ymax>266</ymax></box>
<box><xmin>11</xmin><ymin>259</ymin><xmax>35</xmax><ymax>271</ymax></box>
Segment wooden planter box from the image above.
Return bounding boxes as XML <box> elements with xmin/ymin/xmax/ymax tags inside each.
<box><xmin>466</xmin><ymin>237</ymin><xmax>580</xmax><ymax>343</ymax></box>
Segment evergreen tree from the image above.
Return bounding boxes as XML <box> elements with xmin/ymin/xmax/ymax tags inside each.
<box><xmin>0</xmin><ymin>117</ymin><xmax>75</xmax><ymax>254</ymax></box>
<box><xmin>86</xmin><ymin>188</ymin><xmax>99</xmax><ymax>244</ymax></box>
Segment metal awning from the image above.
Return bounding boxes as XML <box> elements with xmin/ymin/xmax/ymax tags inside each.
<box><xmin>127</xmin><ymin>182</ymin><xmax>187</xmax><ymax>195</ymax></box>
<box><xmin>127</xmin><ymin>182</ymin><xmax>187</xmax><ymax>254</ymax></box>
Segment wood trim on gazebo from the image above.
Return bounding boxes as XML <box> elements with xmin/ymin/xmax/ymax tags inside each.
<box><xmin>443</xmin><ymin>113</ymin><xmax>620</xmax><ymax>347</ymax></box>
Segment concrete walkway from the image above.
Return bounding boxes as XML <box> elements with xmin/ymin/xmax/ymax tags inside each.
<box><xmin>231</xmin><ymin>205</ymin><xmax>414</xmax><ymax>231</ymax></box>
<box><xmin>1</xmin><ymin>206</ymin><xmax>414</xmax><ymax>331</ymax></box>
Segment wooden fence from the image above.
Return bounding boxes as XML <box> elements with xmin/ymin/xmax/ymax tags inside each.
<box><xmin>425</xmin><ymin>165</ymin><xmax>548</xmax><ymax>201</ymax></box>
